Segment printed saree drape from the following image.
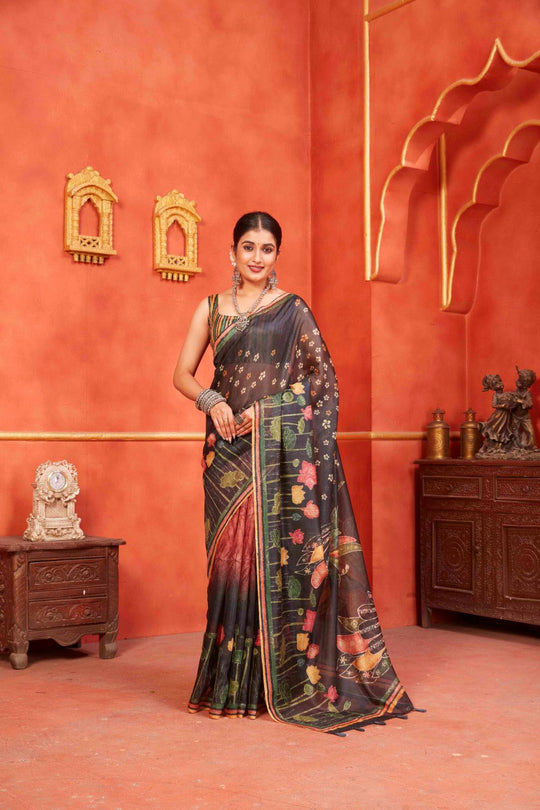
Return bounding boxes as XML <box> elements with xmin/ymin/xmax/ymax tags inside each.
<box><xmin>188</xmin><ymin>293</ymin><xmax>414</xmax><ymax>733</ymax></box>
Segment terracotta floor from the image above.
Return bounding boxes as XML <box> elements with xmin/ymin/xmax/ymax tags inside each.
<box><xmin>1</xmin><ymin>620</ymin><xmax>538</xmax><ymax>810</ymax></box>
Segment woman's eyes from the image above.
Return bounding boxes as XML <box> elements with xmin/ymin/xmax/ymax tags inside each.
<box><xmin>241</xmin><ymin>244</ymin><xmax>275</xmax><ymax>254</ymax></box>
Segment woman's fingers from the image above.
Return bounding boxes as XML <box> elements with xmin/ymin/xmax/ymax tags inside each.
<box><xmin>234</xmin><ymin>408</ymin><xmax>253</xmax><ymax>437</ymax></box>
<box><xmin>209</xmin><ymin>402</ymin><xmax>236</xmax><ymax>442</ymax></box>
<box><xmin>209</xmin><ymin>404</ymin><xmax>254</xmax><ymax>441</ymax></box>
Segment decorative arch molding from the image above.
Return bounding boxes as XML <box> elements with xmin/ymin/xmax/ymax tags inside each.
<box><xmin>153</xmin><ymin>190</ymin><xmax>201</xmax><ymax>282</ymax></box>
<box><xmin>445</xmin><ymin>120</ymin><xmax>540</xmax><ymax>313</ymax></box>
<box><xmin>368</xmin><ymin>40</ymin><xmax>540</xmax><ymax>288</ymax></box>
<box><xmin>64</xmin><ymin>167</ymin><xmax>118</xmax><ymax>264</ymax></box>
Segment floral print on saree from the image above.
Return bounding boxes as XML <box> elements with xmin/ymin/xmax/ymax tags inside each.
<box><xmin>188</xmin><ymin>294</ymin><xmax>414</xmax><ymax>731</ymax></box>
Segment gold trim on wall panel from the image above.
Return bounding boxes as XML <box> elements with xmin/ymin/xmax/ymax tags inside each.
<box><xmin>364</xmin><ymin>36</ymin><xmax>540</xmax><ymax>297</ymax></box>
<box><xmin>0</xmin><ymin>432</ymin><xmax>205</xmax><ymax>442</ymax></box>
<box><xmin>438</xmin><ymin>133</ymin><xmax>449</xmax><ymax>304</ymax></box>
<box><xmin>363</xmin><ymin>0</ymin><xmax>372</xmax><ymax>280</ymax></box>
<box><xmin>444</xmin><ymin>120</ymin><xmax>540</xmax><ymax>312</ymax></box>
<box><xmin>339</xmin><ymin>431</ymin><xmax>432</xmax><ymax>440</ymax></box>
<box><xmin>0</xmin><ymin>431</ymin><xmax>451</xmax><ymax>442</ymax></box>
<box><xmin>364</xmin><ymin>0</ymin><xmax>416</xmax><ymax>23</ymax></box>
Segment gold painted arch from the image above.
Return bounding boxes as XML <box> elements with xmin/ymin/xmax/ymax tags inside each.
<box><xmin>367</xmin><ymin>40</ymin><xmax>540</xmax><ymax>295</ymax></box>
<box><xmin>445</xmin><ymin>120</ymin><xmax>540</xmax><ymax>313</ymax></box>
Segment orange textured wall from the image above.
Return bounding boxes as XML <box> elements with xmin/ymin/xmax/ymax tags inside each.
<box><xmin>309</xmin><ymin>0</ymin><xmax>539</xmax><ymax>628</ymax></box>
<box><xmin>0</xmin><ymin>0</ymin><xmax>310</xmax><ymax>638</ymax></box>
<box><xmin>310</xmin><ymin>0</ymin><xmax>374</xmax><ymax>573</ymax></box>
<box><xmin>367</xmin><ymin>0</ymin><xmax>540</xmax><ymax>626</ymax></box>
<box><xmin>1</xmin><ymin>0</ymin><xmax>538</xmax><ymax>640</ymax></box>
<box><xmin>467</xmin><ymin>149</ymin><xmax>540</xmax><ymax>432</ymax></box>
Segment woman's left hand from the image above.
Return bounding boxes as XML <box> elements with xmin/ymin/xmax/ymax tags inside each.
<box><xmin>235</xmin><ymin>407</ymin><xmax>254</xmax><ymax>437</ymax></box>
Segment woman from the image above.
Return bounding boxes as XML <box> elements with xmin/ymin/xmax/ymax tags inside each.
<box><xmin>174</xmin><ymin>212</ymin><xmax>414</xmax><ymax>733</ymax></box>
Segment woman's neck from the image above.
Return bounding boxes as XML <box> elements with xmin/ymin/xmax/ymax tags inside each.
<box><xmin>235</xmin><ymin>279</ymin><xmax>269</xmax><ymax>298</ymax></box>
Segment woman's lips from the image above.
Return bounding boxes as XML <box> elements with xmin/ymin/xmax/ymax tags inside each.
<box><xmin>248</xmin><ymin>265</ymin><xmax>264</xmax><ymax>272</ymax></box>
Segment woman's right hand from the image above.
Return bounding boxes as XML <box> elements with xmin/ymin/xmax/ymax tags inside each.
<box><xmin>209</xmin><ymin>401</ymin><xmax>237</xmax><ymax>442</ymax></box>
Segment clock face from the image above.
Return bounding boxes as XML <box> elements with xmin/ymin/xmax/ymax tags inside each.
<box><xmin>48</xmin><ymin>470</ymin><xmax>67</xmax><ymax>492</ymax></box>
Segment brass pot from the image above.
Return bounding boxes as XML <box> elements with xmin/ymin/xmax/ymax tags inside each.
<box><xmin>426</xmin><ymin>409</ymin><xmax>450</xmax><ymax>459</ymax></box>
<box><xmin>460</xmin><ymin>408</ymin><xmax>481</xmax><ymax>458</ymax></box>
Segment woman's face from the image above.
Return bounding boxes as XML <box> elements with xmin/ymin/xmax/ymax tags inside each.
<box><xmin>233</xmin><ymin>228</ymin><xmax>278</xmax><ymax>286</ymax></box>
<box><xmin>493</xmin><ymin>377</ymin><xmax>504</xmax><ymax>392</ymax></box>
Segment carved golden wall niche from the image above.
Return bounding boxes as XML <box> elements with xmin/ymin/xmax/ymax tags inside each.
<box><xmin>153</xmin><ymin>190</ymin><xmax>201</xmax><ymax>282</ymax></box>
<box><xmin>64</xmin><ymin>167</ymin><xmax>118</xmax><ymax>264</ymax></box>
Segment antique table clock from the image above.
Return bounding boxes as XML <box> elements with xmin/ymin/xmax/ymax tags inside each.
<box><xmin>24</xmin><ymin>460</ymin><xmax>84</xmax><ymax>542</ymax></box>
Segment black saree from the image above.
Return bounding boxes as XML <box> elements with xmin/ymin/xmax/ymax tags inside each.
<box><xmin>188</xmin><ymin>293</ymin><xmax>414</xmax><ymax>732</ymax></box>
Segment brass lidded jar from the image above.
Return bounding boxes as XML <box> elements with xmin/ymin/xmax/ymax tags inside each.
<box><xmin>426</xmin><ymin>409</ymin><xmax>450</xmax><ymax>459</ymax></box>
<box><xmin>460</xmin><ymin>408</ymin><xmax>481</xmax><ymax>458</ymax></box>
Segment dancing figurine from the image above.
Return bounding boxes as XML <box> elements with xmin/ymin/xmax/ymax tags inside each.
<box><xmin>476</xmin><ymin>367</ymin><xmax>538</xmax><ymax>459</ymax></box>
<box><xmin>512</xmin><ymin>367</ymin><xmax>537</xmax><ymax>451</ymax></box>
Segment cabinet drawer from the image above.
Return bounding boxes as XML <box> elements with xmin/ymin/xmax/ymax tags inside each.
<box><xmin>495</xmin><ymin>477</ymin><xmax>540</xmax><ymax>502</ymax></box>
<box><xmin>28</xmin><ymin>558</ymin><xmax>107</xmax><ymax>596</ymax></box>
<box><xmin>422</xmin><ymin>476</ymin><xmax>482</xmax><ymax>499</ymax></box>
<box><xmin>28</xmin><ymin>598</ymin><xmax>108</xmax><ymax>629</ymax></box>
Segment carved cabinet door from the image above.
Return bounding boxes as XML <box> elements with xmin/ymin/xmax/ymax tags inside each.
<box><xmin>421</xmin><ymin>509</ymin><xmax>484</xmax><ymax>615</ymax></box>
<box><xmin>494</xmin><ymin>513</ymin><xmax>540</xmax><ymax>623</ymax></box>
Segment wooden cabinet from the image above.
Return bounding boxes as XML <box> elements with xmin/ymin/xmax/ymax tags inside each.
<box><xmin>0</xmin><ymin>536</ymin><xmax>124</xmax><ymax>669</ymax></box>
<box><xmin>416</xmin><ymin>460</ymin><xmax>540</xmax><ymax>627</ymax></box>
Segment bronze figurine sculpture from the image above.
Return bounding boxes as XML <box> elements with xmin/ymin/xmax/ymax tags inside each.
<box><xmin>477</xmin><ymin>367</ymin><xmax>538</xmax><ymax>458</ymax></box>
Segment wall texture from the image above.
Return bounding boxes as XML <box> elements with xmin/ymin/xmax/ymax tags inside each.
<box><xmin>0</xmin><ymin>0</ymin><xmax>538</xmax><ymax>638</ymax></box>
<box><xmin>311</xmin><ymin>0</ymin><xmax>539</xmax><ymax>627</ymax></box>
<box><xmin>0</xmin><ymin>0</ymin><xmax>311</xmax><ymax>637</ymax></box>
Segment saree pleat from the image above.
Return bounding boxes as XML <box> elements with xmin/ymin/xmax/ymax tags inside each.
<box><xmin>189</xmin><ymin>293</ymin><xmax>414</xmax><ymax>732</ymax></box>
<box><xmin>188</xmin><ymin>494</ymin><xmax>264</xmax><ymax>718</ymax></box>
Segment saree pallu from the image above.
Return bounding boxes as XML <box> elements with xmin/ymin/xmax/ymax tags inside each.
<box><xmin>188</xmin><ymin>294</ymin><xmax>414</xmax><ymax>732</ymax></box>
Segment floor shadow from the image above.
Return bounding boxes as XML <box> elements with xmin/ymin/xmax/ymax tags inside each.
<box><xmin>429</xmin><ymin>611</ymin><xmax>539</xmax><ymax>645</ymax></box>
<box><xmin>0</xmin><ymin>638</ymin><xmax>91</xmax><ymax>669</ymax></box>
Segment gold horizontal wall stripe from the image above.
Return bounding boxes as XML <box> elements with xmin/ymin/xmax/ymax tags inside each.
<box><xmin>0</xmin><ymin>432</ymin><xmax>206</xmax><ymax>442</ymax></box>
<box><xmin>0</xmin><ymin>430</ymin><xmax>460</xmax><ymax>442</ymax></box>
<box><xmin>365</xmin><ymin>0</ymin><xmax>416</xmax><ymax>22</ymax></box>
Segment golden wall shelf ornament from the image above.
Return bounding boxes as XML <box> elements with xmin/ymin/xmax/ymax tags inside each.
<box><xmin>153</xmin><ymin>190</ymin><xmax>201</xmax><ymax>282</ymax></box>
<box><xmin>64</xmin><ymin>166</ymin><xmax>118</xmax><ymax>265</ymax></box>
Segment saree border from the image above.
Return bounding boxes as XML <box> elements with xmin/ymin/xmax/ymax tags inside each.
<box><xmin>251</xmin><ymin>400</ymin><xmax>281</xmax><ymax>722</ymax></box>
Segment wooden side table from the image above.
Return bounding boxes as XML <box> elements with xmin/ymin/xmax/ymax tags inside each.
<box><xmin>0</xmin><ymin>536</ymin><xmax>124</xmax><ymax>669</ymax></box>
